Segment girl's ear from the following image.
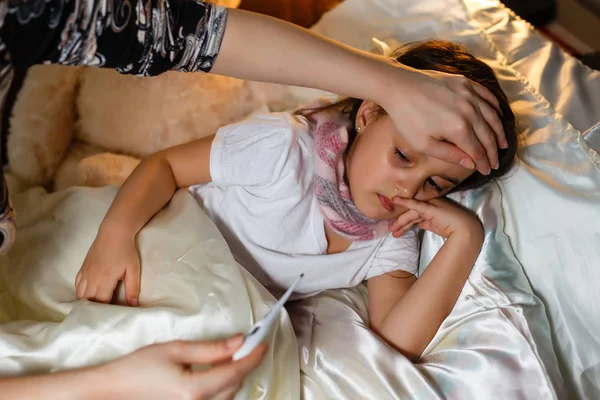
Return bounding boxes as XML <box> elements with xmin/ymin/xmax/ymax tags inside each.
<box><xmin>355</xmin><ymin>101</ymin><xmax>381</xmax><ymax>133</ymax></box>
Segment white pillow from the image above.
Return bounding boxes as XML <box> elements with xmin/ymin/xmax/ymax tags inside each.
<box><xmin>296</xmin><ymin>0</ymin><xmax>600</xmax><ymax>398</ymax></box>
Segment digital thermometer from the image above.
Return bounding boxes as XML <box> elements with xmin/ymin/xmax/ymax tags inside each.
<box><xmin>232</xmin><ymin>273</ymin><xmax>304</xmax><ymax>361</ymax></box>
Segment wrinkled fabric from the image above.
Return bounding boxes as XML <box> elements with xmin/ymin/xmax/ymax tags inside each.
<box><xmin>1</xmin><ymin>1</ymin><xmax>599</xmax><ymax>399</ymax></box>
<box><xmin>289</xmin><ymin>185</ymin><xmax>565</xmax><ymax>400</ymax></box>
<box><xmin>287</xmin><ymin>0</ymin><xmax>600</xmax><ymax>399</ymax></box>
<box><xmin>464</xmin><ymin>0</ymin><xmax>600</xmax><ymax>134</ymax></box>
<box><xmin>0</xmin><ymin>184</ymin><xmax>300</xmax><ymax>400</ymax></box>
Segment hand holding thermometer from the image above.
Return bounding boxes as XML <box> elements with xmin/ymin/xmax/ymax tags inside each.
<box><xmin>232</xmin><ymin>273</ymin><xmax>304</xmax><ymax>361</ymax></box>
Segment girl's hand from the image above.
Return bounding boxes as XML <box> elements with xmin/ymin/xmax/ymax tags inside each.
<box><xmin>389</xmin><ymin>197</ymin><xmax>483</xmax><ymax>241</ymax></box>
<box><xmin>75</xmin><ymin>229</ymin><xmax>141</xmax><ymax>306</ymax></box>
<box><xmin>95</xmin><ymin>335</ymin><xmax>267</xmax><ymax>400</ymax></box>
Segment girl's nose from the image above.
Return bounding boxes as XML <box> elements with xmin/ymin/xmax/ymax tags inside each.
<box><xmin>395</xmin><ymin>183</ymin><xmax>419</xmax><ymax>200</ymax></box>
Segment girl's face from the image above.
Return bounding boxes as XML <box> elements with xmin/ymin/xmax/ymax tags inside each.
<box><xmin>345</xmin><ymin>101</ymin><xmax>474</xmax><ymax>220</ymax></box>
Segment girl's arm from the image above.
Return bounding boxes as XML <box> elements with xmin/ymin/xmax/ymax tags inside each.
<box><xmin>97</xmin><ymin>135</ymin><xmax>215</xmax><ymax>239</ymax></box>
<box><xmin>367</xmin><ymin>198</ymin><xmax>483</xmax><ymax>361</ymax></box>
<box><xmin>75</xmin><ymin>135</ymin><xmax>215</xmax><ymax>305</ymax></box>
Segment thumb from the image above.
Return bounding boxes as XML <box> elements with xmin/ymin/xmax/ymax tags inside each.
<box><xmin>124</xmin><ymin>262</ymin><xmax>141</xmax><ymax>307</ymax></box>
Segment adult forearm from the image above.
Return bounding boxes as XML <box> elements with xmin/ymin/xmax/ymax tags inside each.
<box><xmin>212</xmin><ymin>9</ymin><xmax>403</xmax><ymax>103</ymax></box>
<box><xmin>0</xmin><ymin>367</ymin><xmax>108</xmax><ymax>400</ymax></box>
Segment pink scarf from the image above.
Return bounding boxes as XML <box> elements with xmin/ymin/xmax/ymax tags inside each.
<box><xmin>305</xmin><ymin>106</ymin><xmax>391</xmax><ymax>241</ymax></box>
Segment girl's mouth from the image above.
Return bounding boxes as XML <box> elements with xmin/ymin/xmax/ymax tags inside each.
<box><xmin>377</xmin><ymin>194</ymin><xmax>395</xmax><ymax>212</ymax></box>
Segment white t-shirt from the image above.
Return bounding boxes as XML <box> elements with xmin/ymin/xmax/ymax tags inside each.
<box><xmin>189</xmin><ymin>112</ymin><xmax>419</xmax><ymax>298</ymax></box>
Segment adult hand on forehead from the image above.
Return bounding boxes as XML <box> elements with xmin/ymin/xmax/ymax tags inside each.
<box><xmin>378</xmin><ymin>64</ymin><xmax>507</xmax><ymax>175</ymax></box>
<box><xmin>216</xmin><ymin>11</ymin><xmax>506</xmax><ymax>175</ymax></box>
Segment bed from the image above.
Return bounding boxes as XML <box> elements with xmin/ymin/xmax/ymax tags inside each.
<box><xmin>1</xmin><ymin>0</ymin><xmax>599</xmax><ymax>399</ymax></box>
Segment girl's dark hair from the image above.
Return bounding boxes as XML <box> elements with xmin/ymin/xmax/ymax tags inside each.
<box><xmin>305</xmin><ymin>40</ymin><xmax>518</xmax><ymax>193</ymax></box>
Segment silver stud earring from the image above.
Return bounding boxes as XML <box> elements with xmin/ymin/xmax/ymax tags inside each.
<box><xmin>356</xmin><ymin>125</ymin><xmax>361</xmax><ymax>132</ymax></box>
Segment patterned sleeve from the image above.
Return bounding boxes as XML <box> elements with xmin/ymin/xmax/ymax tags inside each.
<box><xmin>0</xmin><ymin>0</ymin><xmax>228</xmax><ymax>255</ymax></box>
<box><xmin>1</xmin><ymin>0</ymin><xmax>228</xmax><ymax>75</ymax></box>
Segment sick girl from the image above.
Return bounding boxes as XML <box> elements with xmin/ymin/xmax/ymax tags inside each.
<box><xmin>76</xmin><ymin>40</ymin><xmax>517</xmax><ymax>360</ymax></box>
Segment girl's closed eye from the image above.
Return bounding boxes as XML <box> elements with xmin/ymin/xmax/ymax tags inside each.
<box><xmin>427</xmin><ymin>178</ymin><xmax>443</xmax><ymax>193</ymax></box>
<box><xmin>393</xmin><ymin>147</ymin><xmax>453</xmax><ymax>194</ymax></box>
<box><xmin>394</xmin><ymin>148</ymin><xmax>410</xmax><ymax>162</ymax></box>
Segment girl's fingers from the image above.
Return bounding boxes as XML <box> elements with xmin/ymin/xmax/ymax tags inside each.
<box><xmin>416</xmin><ymin>221</ymin><xmax>428</xmax><ymax>231</ymax></box>
<box><xmin>389</xmin><ymin>209</ymin><xmax>420</xmax><ymax>232</ymax></box>
<box><xmin>394</xmin><ymin>197</ymin><xmax>436</xmax><ymax>214</ymax></box>
<box><xmin>75</xmin><ymin>271</ymin><xmax>82</xmax><ymax>289</ymax></box>
<box><xmin>391</xmin><ymin>217</ymin><xmax>423</xmax><ymax>238</ymax></box>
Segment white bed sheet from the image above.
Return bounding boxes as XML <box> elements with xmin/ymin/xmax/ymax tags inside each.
<box><xmin>0</xmin><ymin>184</ymin><xmax>300</xmax><ymax>399</ymax></box>
<box><xmin>284</xmin><ymin>0</ymin><xmax>600</xmax><ymax>399</ymax></box>
<box><xmin>1</xmin><ymin>1</ymin><xmax>599</xmax><ymax>399</ymax></box>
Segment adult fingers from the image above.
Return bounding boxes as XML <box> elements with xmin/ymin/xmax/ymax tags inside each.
<box><xmin>452</xmin><ymin>98</ymin><xmax>491</xmax><ymax>174</ymax></box>
<box><xmin>470</xmin><ymin>80</ymin><xmax>501</xmax><ymax>115</ymax></box>
<box><xmin>420</xmin><ymin>136</ymin><xmax>475</xmax><ymax>170</ymax></box>
<box><xmin>168</xmin><ymin>335</ymin><xmax>244</xmax><ymax>366</ymax></box>
<box><xmin>190</xmin><ymin>344</ymin><xmax>268</xmax><ymax>399</ymax></box>
<box><xmin>470</xmin><ymin>102</ymin><xmax>498</xmax><ymax>171</ymax></box>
